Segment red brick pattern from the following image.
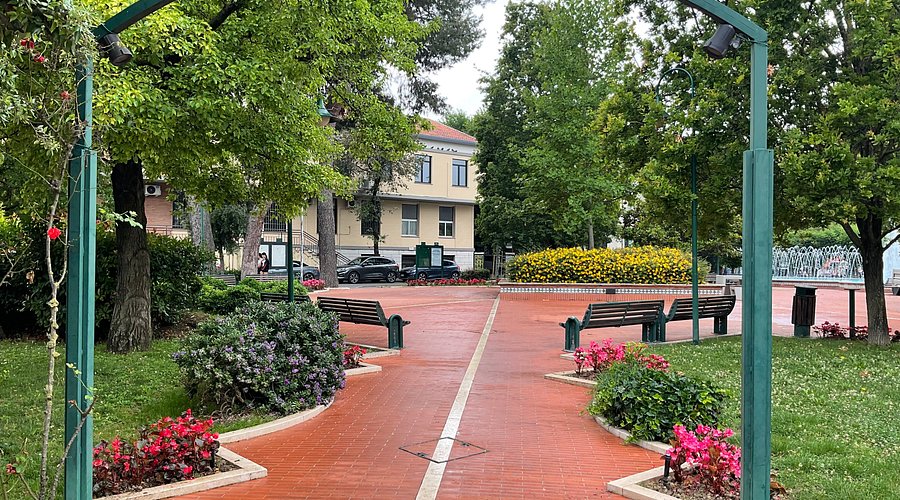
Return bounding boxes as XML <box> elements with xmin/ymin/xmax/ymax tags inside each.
<box><xmin>177</xmin><ymin>286</ymin><xmax>900</xmax><ymax>499</ymax></box>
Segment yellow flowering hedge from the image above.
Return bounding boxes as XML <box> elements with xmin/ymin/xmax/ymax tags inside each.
<box><xmin>507</xmin><ymin>247</ymin><xmax>692</xmax><ymax>284</ymax></box>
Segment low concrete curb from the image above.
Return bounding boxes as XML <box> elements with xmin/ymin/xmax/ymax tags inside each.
<box><xmin>103</xmin><ymin>447</ymin><xmax>267</xmax><ymax>500</ymax></box>
<box><xmin>218</xmin><ymin>402</ymin><xmax>331</xmax><ymax>444</ymax></box>
<box><xmin>345</xmin><ymin>361</ymin><xmax>382</xmax><ymax>376</ymax></box>
<box><xmin>543</xmin><ymin>370</ymin><xmax>597</xmax><ymax>389</ymax></box>
<box><xmin>607</xmin><ymin>466</ymin><xmax>678</xmax><ymax>500</ymax></box>
<box><xmin>349</xmin><ymin>343</ymin><xmax>401</xmax><ymax>359</ymax></box>
<box><xmin>594</xmin><ymin>416</ymin><xmax>670</xmax><ymax>455</ymax></box>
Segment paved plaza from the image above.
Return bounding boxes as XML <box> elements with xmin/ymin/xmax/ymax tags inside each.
<box><xmin>180</xmin><ymin>286</ymin><xmax>900</xmax><ymax>499</ymax></box>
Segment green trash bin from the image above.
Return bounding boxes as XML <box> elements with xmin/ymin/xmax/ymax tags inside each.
<box><xmin>791</xmin><ymin>286</ymin><xmax>817</xmax><ymax>337</ymax></box>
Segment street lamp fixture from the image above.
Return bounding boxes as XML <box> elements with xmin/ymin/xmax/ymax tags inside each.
<box><xmin>654</xmin><ymin>67</ymin><xmax>700</xmax><ymax>346</ymax></box>
<box><xmin>702</xmin><ymin>24</ymin><xmax>741</xmax><ymax>59</ymax></box>
<box><xmin>98</xmin><ymin>33</ymin><xmax>133</xmax><ymax>66</ymax></box>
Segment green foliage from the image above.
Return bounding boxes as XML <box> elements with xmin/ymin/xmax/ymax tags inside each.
<box><xmin>461</xmin><ymin>268</ymin><xmax>491</xmax><ymax>280</ymax></box>
<box><xmin>780</xmin><ymin>224</ymin><xmax>852</xmax><ymax>249</ymax></box>
<box><xmin>210</xmin><ymin>204</ymin><xmax>248</xmax><ymax>259</ymax></box>
<box><xmin>507</xmin><ymin>246</ymin><xmax>692</xmax><ymax>284</ymax></box>
<box><xmin>0</xmin><ymin>339</ymin><xmax>274</xmax><ymax>498</ymax></box>
<box><xmin>473</xmin><ymin>2</ymin><xmax>564</xmax><ymax>252</ymax></box>
<box><xmin>650</xmin><ymin>337</ymin><xmax>900</xmax><ymax>499</ymax></box>
<box><xmin>520</xmin><ymin>0</ymin><xmax>633</xmax><ymax>246</ymax></box>
<box><xmin>258</xmin><ymin>279</ymin><xmax>308</xmax><ymax>296</ymax></box>
<box><xmin>587</xmin><ymin>360</ymin><xmax>726</xmax><ymax>442</ymax></box>
<box><xmin>0</xmin><ymin>229</ymin><xmax>209</xmax><ymax>336</ymax></box>
<box><xmin>174</xmin><ymin>301</ymin><xmax>345</xmax><ymax>415</ymax></box>
<box><xmin>196</xmin><ymin>278</ymin><xmax>260</xmax><ymax>315</ymax></box>
<box><xmin>442</xmin><ymin>109</ymin><xmax>475</xmax><ymax>135</ymax></box>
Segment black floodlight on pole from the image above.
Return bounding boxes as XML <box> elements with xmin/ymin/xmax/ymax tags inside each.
<box><xmin>98</xmin><ymin>33</ymin><xmax>133</xmax><ymax>66</ymax></box>
<box><xmin>702</xmin><ymin>24</ymin><xmax>740</xmax><ymax>59</ymax></box>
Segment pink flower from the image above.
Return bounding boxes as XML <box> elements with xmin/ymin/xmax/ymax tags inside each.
<box><xmin>47</xmin><ymin>226</ymin><xmax>61</xmax><ymax>240</ymax></box>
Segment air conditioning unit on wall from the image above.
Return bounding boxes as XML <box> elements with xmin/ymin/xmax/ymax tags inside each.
<box><xmin>144</xmin><ymin>184</ymin><xmax>162</xmax><ymax>197</ymax></box>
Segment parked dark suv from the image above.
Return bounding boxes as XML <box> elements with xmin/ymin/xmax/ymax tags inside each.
<box><xmin>269</xmin><ymin>261</ymin><xmax>320</xmax><ymax>280</ymax></box>
<box><xmin>337</xmin><ymin>256</ymin><xmax>400</xmax><ymax>284</ymax></box>
<box><xmin>400</xmin><ymin>260</ymin><xmax>461</xmax><ymax>280</ymax></box>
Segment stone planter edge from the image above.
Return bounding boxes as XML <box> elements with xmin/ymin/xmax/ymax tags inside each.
<box><xmin>101</xmin><ymin>446</ymin><xmax>266</xmax><ymax>500</ymax></box>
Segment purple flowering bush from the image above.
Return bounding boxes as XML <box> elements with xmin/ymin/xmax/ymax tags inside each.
<box><xmin>173</xmin><ymin>301</ymin><xmax>345</xmax><ymax>415</ymax></box>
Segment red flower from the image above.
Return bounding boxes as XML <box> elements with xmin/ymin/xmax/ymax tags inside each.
<box><xmin>20</xmin><ymin>39</ymin><xmax>28</xmax><ymax>46</ymax></box>
<box><xmin>92</xmin><ymin>459</ymin><xmax>102</xmax><ymax>467</ymax></box>
<box><xmin>33</xmin><ymin>54</ymin><xmax>46</xmax><ymax>63</ymax></box>
<box><xmin>60</xmin><ymin>91</ymin><xmax>71</xmax><ymax>100</ymax></box>
<box><xmin>5</xmin><ymin>463</ymin><xmax>16</xmax><ymax>475</ymax></box>
<box><xmin>182</xmin><ymin>465</ymin><xmax>193</xmax><ymax>475</ymax></box>
<box><xmin>47</xmin><ymin>226</ymin><xmax>61</xmax><ymax>240</ymax></box>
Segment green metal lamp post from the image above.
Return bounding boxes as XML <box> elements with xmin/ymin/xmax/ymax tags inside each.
<box><xmin>654</xmin><ymin>67</ymin><xmax>700</xmax><ymax>346</ymax></box>
<box><xmin>676</xmin><ymin>1</ymin><xmax>774</xmax><ymax>499</ymax></box>
<box><xmin>66</xmin><ymin>1</ymin><xmax>177</xmax><ymax>498</ymax></box>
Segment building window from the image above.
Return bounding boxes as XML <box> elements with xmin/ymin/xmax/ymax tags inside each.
<box><xmin>416</xmin><ymin>155</ymin><xmax>432</xmax><ymax>184</ymax></box>
<box><xmin>401</xmin><ymin>255</ymin><xmax>416</xmax><ymax>268</ymax></box>
<box><xmin>263</xmin><ymin>203</ymin><xmax>286</xmax><ymax>232</ymax></box>
<box><xmin>401</xmin><ymin>204</ymin><xmax>418</xmax><ymax>237</ymax></box>
<box><xmin>439</xmin><ymin>206</ymin><xmax>454</xmax><ymax>237</ymax></box>
<box><xmin>452</xmin><ymin>159</ymin><xmax>467</xmax><ymax>187</ymax></box>
<box><xmin>171</xmin><ymin>192</ymin><xmax>188</xmax><ymax>229</ymax></box>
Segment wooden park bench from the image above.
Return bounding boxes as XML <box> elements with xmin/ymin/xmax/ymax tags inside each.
<box><xmin>246</xmin><ymin>274</ymin><xmax>286</xmax><ymax>283</ymax></box>
<box><xmin>208</xmin><ymin>274</ymin><xmax>237</xmax><ymax>286</ymax></box>
<box><xmin>259</xmin><ymin>292</ymin><xmax>311</xmax><ymax>303</ymax></box>
<box><xmin>560</xmin><ymin>300</ymin><xmax>665</xmax><ymax>351</ymax></box>
<box><xmin>316</xmin><ymin>297</ymin><xmax>409</xmax><ymax>349</ymax></box>
<box><xmin>657</xmin><ymin>295</ymin><xmax>736</xmax><ymax>342</ymax></box>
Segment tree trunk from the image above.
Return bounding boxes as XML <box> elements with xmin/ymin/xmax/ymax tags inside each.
<box><xmin>317</xmin><ymin>190</ymin><xmax>338</xmax><ymax>287</ymax></box>
<box><xmin>587</xmin><ymin>219</ymin><xmax>595</xmax><ymax>250</ymax></box>
<box><xmin>857</xmin><ymin>217</ymin><xmax>890</xmax><ymax>345</ymax></box>
<box><xmin>108</xmin><ymin>160</ymin><xmax>152</xmax><ymax>353</ymax></box>
<box><xmin>218</xmin><ymin>248</ymin><xmax>225</xmax><ymax>271</ymax></box>
<box><xmin>241</xmin><ymin>202</ymin><xmax>269</xmax><ymax>278</ymax></box>
<box><xmin>188</xmin><ymin>199</ymin><xmax>215</xmax><ymax>272</ymax></box>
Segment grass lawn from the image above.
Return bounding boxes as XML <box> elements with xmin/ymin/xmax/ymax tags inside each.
<box><xmin>0</xmin><ymin>339</ymin><xmax>274</xmax><ymax>499</ymax></box>
<box><xmin>649</xmin><ymin>336</ymin><xmax>900</xmax><ymax>500</ymax></box>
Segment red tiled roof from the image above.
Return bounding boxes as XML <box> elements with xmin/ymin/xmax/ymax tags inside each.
<box><xmin>417</xmin><ymin>119</ymin><xmax>477</xmax><ymax>144</ymax></box>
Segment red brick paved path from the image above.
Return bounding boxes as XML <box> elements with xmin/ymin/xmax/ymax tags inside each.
<box><xmin>181</xmin><ymin>286</ymin><xmax>900</xmax><ymax>499</ymax></box>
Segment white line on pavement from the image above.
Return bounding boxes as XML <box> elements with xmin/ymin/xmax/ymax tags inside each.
<box><xmin>415</xmin><ymin>295</ymin><xmax>501</xmax><ymax>500</ymax></box>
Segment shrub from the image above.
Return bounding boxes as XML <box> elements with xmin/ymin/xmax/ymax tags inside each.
<box><xmin>92</xmin><ymin>410</ymin><xmax>219</xmax><ymax>497</ymax></box>
<box><xmin>174</xmin><ymin>301</ymin><xmax>344</xmax><ymax>415</ymax></box>
<box><xmin>461</xmin><ymin>268</ymin><xmax>491</xmax><ymax>280</ymax></box>
<box><xmin>0</xmin><ymin>226</ymin><xmax>212</xmax><ymax>337</ymax></box>
<box><xmin>507</xmin><ymin>246</ymin><xmax>691</xmax><ymax>284</ymax></box>
<box><xmin>588</xmin><ymin>361</ymin><xmax>726</xmax><ymax>442</ymax></box>
<box><xmin>258</xmin><ymin>279</ymin><xmax>309</xmax><ymax>296</ymax></box>
<box><xmin>668</xmin><ymin>424</ymin><xmax>741</xmax><ymax>497</ymax></box>
<box><xmin>196</xmin><ymin>280</ymin><xmax>261</xmax><ymax>315</ymax></box>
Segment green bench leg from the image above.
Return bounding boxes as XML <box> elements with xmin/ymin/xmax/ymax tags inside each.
<box><xmin>387</xmin><ymin>315</ymin><xmax>405</xmax><ymax>349</ymax></box>
<box><xmin>562</xmin><ymin>318</ymin><xmax>581</xmax><ymax>352</ymax></box>
<box><xmin>714</xmin><ymin>316</ymin><xmax>727</xmax><ymax>335</ymax></box>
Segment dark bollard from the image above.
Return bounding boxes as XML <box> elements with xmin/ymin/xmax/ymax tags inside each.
<box><xmin>791</xmin><ymin>286</ymin><xmax>817</xmax><ymax>337</ymax></box>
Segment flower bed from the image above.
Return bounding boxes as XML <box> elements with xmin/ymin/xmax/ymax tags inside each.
<box><xmin>406</xmin><ymin>278</ymin><xmax>487</xmax><ymax>286</ymax></box>
<box><xmin>585</xmin><ymin>340</ymin><xmax>726</xmax><ymax>443</ymax></box>
<box><xmin>813</xmin><ymin>321</ymin><xmax>900</xmax><ymax>342</ymax></box>
<box><xmin>92</xmin><ymin>410</ymin><xmax>220</xmax><ymax>497</ymax></box>
<box><xmin>302</xmin><ymin>279</ymin><xmax>326</xmax><ymax>290</ymax></box>
<box><xmin>507</xmin><ymin>246</ymin><xmax>695</xmax><ymax>284</ymax></box>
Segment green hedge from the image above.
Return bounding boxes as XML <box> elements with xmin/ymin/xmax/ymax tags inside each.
<box><xmin>587</xmin><ymin>361</ymin><xmax>726</xmax><ymax>442</ymax></box>
<box><xmin>507</xmin><ymin>246</ymin><xmax>699</xmax><ymax>284</ymax></box>
<box><xmin>196</xmin><ymin>277</ymin><xmax>309</xmax><ymax>315</ymax></box>
<box><xmin>0</xmin><ymin>226</ymin><xmax>211</xmax><ymax>338</ymax></box>
<box><xmin>461</xmin><ymin>268</ymin><xmax>491</xmax><ymax>280</ymax></box>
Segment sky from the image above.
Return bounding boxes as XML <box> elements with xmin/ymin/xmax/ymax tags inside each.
<box><xmin>428</xmin><ymin>0</ymin><xmax>509</xmax><ymax>118</ymax></box>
